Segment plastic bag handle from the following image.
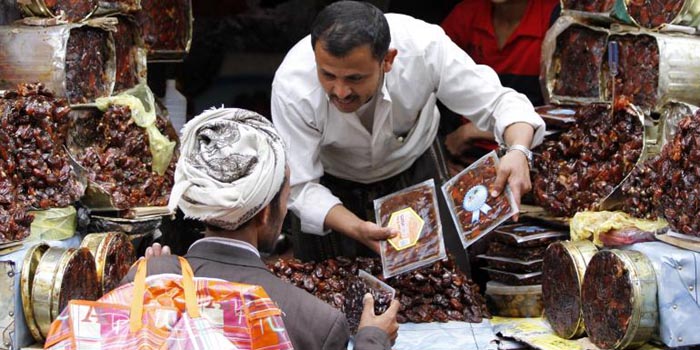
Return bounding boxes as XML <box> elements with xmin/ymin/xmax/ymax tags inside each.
<box><xmin>129</xmin><ymin>256</ymin><xmax>201</xmax><ymax>332</ymax></box>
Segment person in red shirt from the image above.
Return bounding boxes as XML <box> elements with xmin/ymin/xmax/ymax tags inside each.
<box><xmin>441</xmin><ymin>0</ymin><xmax>560</xmax><ymax>161</ymax></box>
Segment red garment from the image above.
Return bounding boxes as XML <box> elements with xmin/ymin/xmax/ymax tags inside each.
<box><xmin>442</xmin><ymin>0</ymin><xmax>559</xmax><ymax>150</ymax></box>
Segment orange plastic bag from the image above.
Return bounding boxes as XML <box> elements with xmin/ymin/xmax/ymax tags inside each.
<box><xmin>44</xmin><ymin>257</ymin><xmax>293</xmax><ymax>350</ymax></box>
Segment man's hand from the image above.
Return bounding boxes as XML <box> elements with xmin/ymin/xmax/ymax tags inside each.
<box><xmin>325</xmin><ymin>205</ymin><xmax>397</xmax><ymax>253</ymax></box>
<box><xmin>491</xmin><ymin>149</ymin><xmax>531</xmax><ymax>221</ymax></box>
<box><xmin>352</xmin><ymin>221</ymin><xmax>398</xmax><ymax>254</ymax></box>
<box><xmin>144</xmin><ymin>243</ymin><xmax>171</xmax><ymax>258</ymax></box>
<box><xmin>358</xmin><ymin>293</ymin><xmax>400</xmax><ymax>344</ymax></box>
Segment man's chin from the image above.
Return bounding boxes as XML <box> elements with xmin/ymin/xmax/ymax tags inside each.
<box><xmin>332</xmin><ymin>100</ymin><xmax>359</xmax><ymax>113</ymax></box>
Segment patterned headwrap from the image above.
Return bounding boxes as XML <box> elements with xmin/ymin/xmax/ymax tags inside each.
<box><xmin>168</xmin><ymin>107</ymin><xmax>286</xmax><ymax>230</ymax></box>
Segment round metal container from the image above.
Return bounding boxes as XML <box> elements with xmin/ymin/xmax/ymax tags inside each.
<box><xmin>582</xmin><ymin>249</ymin><xmax>658</xmax><ymax>350</ymax></box>
<box><xmin>81</xmin><ymin>232</ymin><xmax>136</xmax><ymax>295</ymax></box>
<box><xmin>20</xmin><ymin>243</ymin><xmax>49</xmax><ymax>342</ymax></box>
<box><xmin>17</xmin><ymin>0</ymin><xmax>98</xmax><ymax>21</ymax></box>
<box><xmin>32</xmin><ymin>247</ymin><xmax>99</xmax><ymax>338</ymax></box>
<box><xmin>613</xmin><ymin>0</ymin><xmax>700</xmax><ymax>29</ymax></box>
<box><xmin>543</xmin><ymin>240</ymin><xmax>598</xmax><ymax>339</ymax></box>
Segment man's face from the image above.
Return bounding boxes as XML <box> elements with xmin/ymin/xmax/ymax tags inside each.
<box><xmin>314</xmin><ymin>42</ymin><xmax>395</xmax><ymax>113</ymax></box>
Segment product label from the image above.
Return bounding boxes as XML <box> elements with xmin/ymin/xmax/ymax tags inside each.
<box><xmin>387</xmin><ymin>208</ymin><xmax>424</xmax><ymax>251</ymax></box>
<box><xmin>462</xmin><ymin>185</ymin><xmax>492</xmax><ymax>223</ymax></box>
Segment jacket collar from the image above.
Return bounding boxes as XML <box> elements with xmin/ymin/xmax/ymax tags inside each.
<box><xmin>186</xmin><ymin>239</ymin><xmax>270</xmax><ymax>271</ymax></box>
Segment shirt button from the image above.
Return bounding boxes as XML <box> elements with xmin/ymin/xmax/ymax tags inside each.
<box><xmin>673</xmin><ymin>304</ymin><xmax>678</xmax><ymax>310</ymax></box>
<box><xmin>397</xmin><ymin>136</ymin><xmax>404</xmax><ymax>143</ymax></box>
<box><xmin>690</xmin><ymin>286</ymin><xmax>695</xmax><ymax>292</ymax></box>
<box><xmin>678</xmin><ymin>265</ymin><xmax>683</xmax><ymax>271</ymax></box>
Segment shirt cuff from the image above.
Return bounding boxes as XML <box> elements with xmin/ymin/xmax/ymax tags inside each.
<box><xmin>289</xmin><ymin>182</ymin><xmax>342</xmax><ymax>235</ymax></box>
<box><xmin>493</xmin><ymin>108</ymin><xmax>546</xmax><ymax>148</ymax></box>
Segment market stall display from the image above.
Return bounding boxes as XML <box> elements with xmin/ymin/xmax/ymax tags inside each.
<box><xmin>602</xmin><ymin>32</ymin><xmax>700</xmax><ymax>113</ymax></box>
<box><xmin>135</xmin><ymin>0</ymin><xmax>192</xmax><ymax>61</ymax></box>
<box><xmin>562</xmin><ymin>0</ymin><xmax>615</xmax><ymax>13</ymax></box>
<box><xmin>581</xmin><ymin>249</ymin><xmax>657</xmax><ymax>350</ymax></box>
<box><xmin>531</xmin><ymin>99</ymin><xmax>644</xmax><ymax>217</ymax></box>
<box><xmin>17</xmin><ymin>0</ymin><xmax>140</xmax><ymax>21</ymax></box>
<box><xmin>0</xmin><ymin>24</ymin><xmax>116</xmax><ymax>104</ymax></box>
<box><xmin>543</xmin><ymin>21</ymin><xmax>609</xmax><ymax>104</ymax></box>
<box><xmin>374</xmin><ymin>179</ymin><xmax>446</xmax><ymax>278</ymax></box>
<box><xmin>68</xmin><ymin>91</ymin><xmax>177</xmax><ymax>210</ymax></box>
<box><xmin>542</xmin><ymin>240</ymin><xmax>598</xmax><ymax>339</ymax></box>
<box><xmin>21</xmin><ymin>243</ymin><xmax>50</xmax><ymax>342</ymax></box>
<box><xmin>0</xmin><ymin>83</ymin><xmax>84</xmax><ymax>243</ymax></box>
<box><xmin>622</xmin><ymin>111</ymin><xmax>700</xmax><ymax>235</ymax></box>
<box><xmin>268</xmin><ymin>256</ymin><xmax>490</xmax><ymax>325</ymax></box>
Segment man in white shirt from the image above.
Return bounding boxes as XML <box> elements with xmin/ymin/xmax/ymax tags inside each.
<box><xmin>271</xmin><ymin>1</ymin><xmax>545</xmax><ymax>264</ymax></box>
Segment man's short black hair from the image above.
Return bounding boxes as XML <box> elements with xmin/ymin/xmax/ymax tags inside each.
<box><xmin>311</xmin><ymin>1</ymin><xmax>390</xmax><ymax>61</ymax></box>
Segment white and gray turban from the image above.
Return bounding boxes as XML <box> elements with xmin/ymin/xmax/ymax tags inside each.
<box><xmin>168</xmin><ymin>107</ymin><xmax>287</xmax><ymax>230</ymax></box>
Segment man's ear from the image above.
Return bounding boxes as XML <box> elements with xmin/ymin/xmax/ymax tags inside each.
<box><xmin>256</xmin><ymin>205</ymin><xmax>271</xmax><ymax>226</ymax></box>
<box><xmin>382</xmin><ymin>48</ymin><xmax>398</xmax><ymax>73</ymax></box>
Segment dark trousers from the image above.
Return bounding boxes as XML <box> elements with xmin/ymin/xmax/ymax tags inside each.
<box><xmin>288</xmin><ymin>140</ymin><xmax>471</xmax><ymax>276</ymax></box>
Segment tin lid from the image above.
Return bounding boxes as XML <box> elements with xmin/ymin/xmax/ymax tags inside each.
<box><xmin>49</xmin><ymin>247</ymin><xmax>99</xmax><ymax>326</ymax></box>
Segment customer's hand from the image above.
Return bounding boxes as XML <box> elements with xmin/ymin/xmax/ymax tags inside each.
<box><xmin>144</xmin><ymin>242</ymin><xmax>171</xmax><ymax>258</ymax></box>
<box><xmin>353</xmin><ymin>221</ymin><xmax>398</xmax><ymax>254</ymax></box>
<box><xmin>491</xmin><ymin>149</ymin><xmax>531</xmax><ymax>221</ymax></box>
<box><xmin>358</xmin><ymin>293</ymin><xmax>400</xmax><ymax>344</ymax></box>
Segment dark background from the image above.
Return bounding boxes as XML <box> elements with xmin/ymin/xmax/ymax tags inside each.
<box><xmin>149</xmin><ymin>0</ymin><xmax>462</xmax><ymax>120</ymax></box>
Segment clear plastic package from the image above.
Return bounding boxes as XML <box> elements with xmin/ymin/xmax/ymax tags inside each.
<box><xmin>485</xmin><ymin>281</ymin><xmax>543</xmax><ymax>317</ymax></box>
<box><xmin>374</xmin><ymin>179</ymin><xmax>447</xmax><ymax>278</ymax></box>
<box><xmin>441</xmin><ymin>151</ymin><xmax>518</xmax><ymax>248</ymax></box>
<box><xmin>477</xmin><ymin>254</ymin><xmax>543</xmax><ymax>274</ymax></box>
<box><xmin>482</xmin><ymin>267</ymin><xmax>542</xmax><ymax>286</ymax></box>
<box><xmin>487</xmin><ymin>241</ymin><xmax>547</xmax><ymax>261</ymax></box>
<box><xmin>492</xmin><ymin>223</ymin><xmax>568</xmax><ymax>248</ymax></box>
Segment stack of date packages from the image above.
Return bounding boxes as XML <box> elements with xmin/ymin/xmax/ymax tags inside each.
<box><xmin>0</xmin><ymin>83</ymin><xmax>83</xmax><ymax>243</ymax></box>
<box><xmin>479</xmin><ymin>223</ymin><xmax>567</xmax><ymax>317</ymax></box>
<box><xmin>268</xmin><ymin>256</ymin><xmax>490</xmax><ymax>332</ymax></box>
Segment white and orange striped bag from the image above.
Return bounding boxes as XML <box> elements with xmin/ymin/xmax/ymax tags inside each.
<box><xmin>44</xmin><ymin>257</ymin><xmax>293</xmax><ymax>350</ymax></box>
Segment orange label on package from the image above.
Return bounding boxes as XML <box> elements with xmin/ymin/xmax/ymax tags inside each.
<box><xmin>387</xmin><ymin>208</ymin><xmax>424</xmax><ymax>251</ymax></box>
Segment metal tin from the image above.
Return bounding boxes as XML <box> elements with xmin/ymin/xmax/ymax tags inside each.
<box><xmin>112</xmin><ymin>15</ymin><xmax>148</xmax><ymax>94</ymax></box>
<box><xmin>80</xmin><ymin>232</ymin><xmax>135</xmax><ymax>295</ymax></box>
<box><xmin>541</xmin><ymin>17</ymin><xmax>610</xmax><ymax>105</ymax></box>
<box><xmin>0</xmin><ymin>23</ymin><xmax>116</xmax><ymax>105</ymax></box>
<box><xmin>613</xmin><ymin>0</ymin><xmax>700</xmax><ymax>29</ymax></box>
<box><xmin>136</xmin><ymin>0</ymin><xmax>192</xmax><ymax>62</ymax></box>
<box><xmin>543</xmin><ymin>240</ymin><xmax>598</xmax><ymax>339</ymax></box>
<box><xmin>49</xmin><ymin>247</ymin><xmax>98</xmax><ymax>326</ymax></box>
<box><xmin>31</xmin><ymin>247</ymin><xmax>99</xmax><ymax>339</ymax></box>
<box><xmin>88</xmin><ymin>214</ymin><xmax>163</xmax><ymax>235</ymax></box>
<box><xmin>31</xmin><ymin>247</ymin><xmax>65</xmax><ymax>339</ymax></box>
<box><xmin>20</xmin><ymin>242</ymin><xmax>49</xmax><ymax>342</ymax></box>
<box><xmin>602</xmin><ymin>31</ymin><xmax>700</xmax><ymax>114</ymax></box>
<box><xmin>582</xmin><ymin>249</ymin><xmax>658</xmax><ymax>350</ymax></box>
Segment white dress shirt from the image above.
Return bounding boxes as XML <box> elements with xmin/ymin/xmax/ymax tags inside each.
<box><xmin>271</xmin><ymin>13</ymin><xmax>546</xmax><ymax>235</ymax></box>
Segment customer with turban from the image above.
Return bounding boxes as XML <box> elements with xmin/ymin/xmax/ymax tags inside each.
<box><xmin>124</xmin><ymin>107</ymin><xmax>399</xmax><ymax>350</ymax></box>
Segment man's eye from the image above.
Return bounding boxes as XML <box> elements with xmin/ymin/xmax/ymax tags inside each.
<box><xmin>347</xmin><ymin>76</ymin><xmax>363</xmax><ymax>82</ymax></box>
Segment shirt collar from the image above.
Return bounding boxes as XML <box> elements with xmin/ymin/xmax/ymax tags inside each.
<box><xmin>188</xmin><ymin>236</ymin><xmax>260</xmax><ymax>258</ymax></box>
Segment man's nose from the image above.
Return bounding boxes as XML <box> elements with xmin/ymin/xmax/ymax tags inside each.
<box><xmin>332</xmin><ymin>84</ymin><xmax>352</xmax><ymax>99</ymax></box>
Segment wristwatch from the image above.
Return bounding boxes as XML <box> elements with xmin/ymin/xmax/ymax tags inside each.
<box><xmin>505</xmin><ymin>144</ymin><xmax>533</xmax><ymax>168</ymax></box>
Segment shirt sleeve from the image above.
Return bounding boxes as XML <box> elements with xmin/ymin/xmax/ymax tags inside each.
<box><xmin>270</xmin><ymin>86</ymin><xmax>341</xmax><ymax>235</ymax></box>
<box><xmin>425</xmin><ymin>22</ymin><xmax>546</xmax><ymax>148</ymax></box>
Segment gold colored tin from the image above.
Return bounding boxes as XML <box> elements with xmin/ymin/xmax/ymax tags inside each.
<box><xmin>31</xmin><ymin>247</ymin><xmax>99</xmax><ymax>339</ymax></box>
<box><xmin>543</xmin><ymin>240</ymin><xmax>598</xmax><ymax>339</ymax></box>
<box><xmin>81</xmin><ymin>232</ymin><xmax>135</xmax><ymax>295</ymax></box>
<box><xmin>20</xmin><ymin>242</ymin><xmax>49</xmax><ymax>342</ymax></box>
<box><xmin>31</xmin><ymin>247</ymin><xmax>65</xmax><ymax>339</ymax></box>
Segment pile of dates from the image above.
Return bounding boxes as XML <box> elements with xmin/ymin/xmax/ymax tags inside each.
<box><xmin>268</xmin><ymin>257</ymin><xmax>490</xmax><ymax>328</ymax></box>
<box><xmin>623</xmin><ymin>111</ymin><xmax>700</xmax><ymax>235</ymax></box>
<box><xmin>553</xmin><ymin>24</ymin><xmax>607</xmax><ymax>99</ymax></box>
<box><xmin>604</xmin><ymin>34</ymin><xmax>660</xmax><ymax>112</ymax></box>
<box><xmin>626</xmin><ymin>0</ymin><xmax>685</xmax><ymax>29</ymax></box>
<box><xmin>532</xmin><ymin>98</ymin><xmax>644</xmax><ymax>217</ymax></box>
<box><xmin>0</xmin><ymin>83</ymin><xmax>83</xmax><ymax>242</ymax></box>
<box><xmin>72</xmin><ymin>105</ymin><xmax>176</xmax><ymax>209</ymax></box>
